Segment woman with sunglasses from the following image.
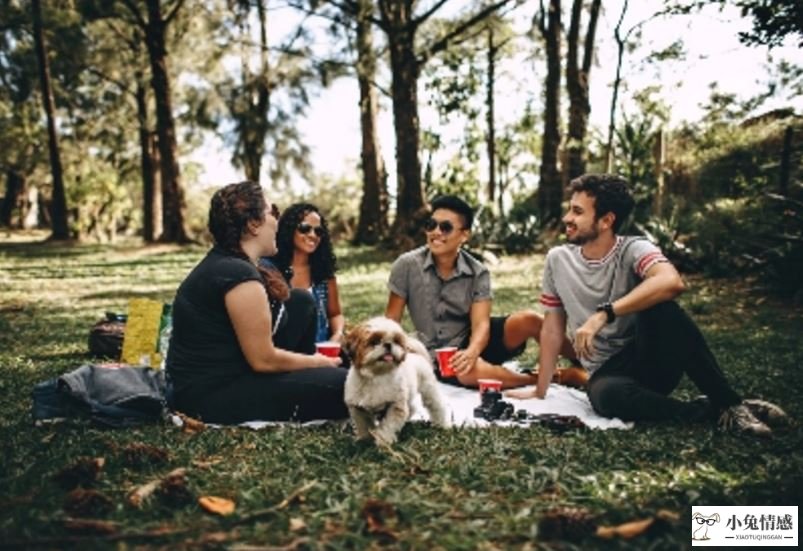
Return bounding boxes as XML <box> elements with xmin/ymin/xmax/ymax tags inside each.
<box><xmin>268</xmin><ymin>202</ymin><xmax>345</xmax><ymax>344</ymax></box>
<box><xmin>166</xmin><ymin>182</ymin><xmax>346</xmax><ymax>424</ymax></box>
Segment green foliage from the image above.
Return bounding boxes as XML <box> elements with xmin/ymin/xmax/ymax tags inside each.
<box><xmin>665</xmin><ymin>1</ymin><xmax>803</xmax><ymax>47</ymax></box>
<box><xmin>279</xmin><ymin>173</ymin><xmax>362</xmax><ymax>240</ymax></box>
<box><xmin>0</xmin><ymin>242</ymin><xmax>801</xmax><ymax>548</ymax></box>
<box><xmin>472</xmin><ymin>193</ymin><xmax>542</xmax><ymax>254</ymax></box>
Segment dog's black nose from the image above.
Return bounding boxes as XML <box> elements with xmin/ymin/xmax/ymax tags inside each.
<box><xmin>383</xmin><ymin>342</ymin><xmax>392</xmax><ymax>352</ymax></box>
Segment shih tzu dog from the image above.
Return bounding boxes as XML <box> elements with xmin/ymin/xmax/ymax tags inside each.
<box><xmin>343</xmin><ymin>317</ymin><xmax>451</xmax><ymax>446</ymax></box>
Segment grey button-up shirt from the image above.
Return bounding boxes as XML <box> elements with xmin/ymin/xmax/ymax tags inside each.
<box><xmin>387</xmin><ymin>246</ymin><xmax>492</xmax><ymax>352</ymax></box>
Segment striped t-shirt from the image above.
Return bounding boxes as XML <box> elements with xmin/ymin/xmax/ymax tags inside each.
<box><xmin>540</xmin><ymin>236</ymin><xmax>668</xmax><ymax>372</ymax></box>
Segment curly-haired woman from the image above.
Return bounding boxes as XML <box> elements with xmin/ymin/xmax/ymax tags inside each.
<box><xmin>265</xmin><ymin>203</ymin><xmax>345</xmax><ymax>344</ymax></box>
<box><xmin>166</xmin><ymin>182</ymin><xmax>347</xmax><ymax>424</ymax></box>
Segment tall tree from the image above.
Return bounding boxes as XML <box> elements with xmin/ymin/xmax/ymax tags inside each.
<box><xmin>366</xmin><ymin>0</ymin><xmax>515</xmax><ymax>243</ymax></box>
<box><xmin>565</xmin><ymin>0</ymin><xmax>601</xmax><ymax>182</ymax></box>
<box><xmin>534</xmin><ymin>0</ymin><xmax>562</xmax><ymax>227</ymax></box>
<box><xmin>121</xmin><ymin>0</ymin><xmax>190</xmax><ymax>243</ymax></box>
<box><xmin>225</xmin><ymin>0</ymin><xmax>272</xmax><ymax>183</ymax></box>
<box><xmin>353</xmin><ymin>0</ymin><xmax>388</xmax><ymax>244</ymax></box>
<box><xmin>31</xmin><ymin>0</ymin><xmax>69</xmax><ymax>239</ymax></box>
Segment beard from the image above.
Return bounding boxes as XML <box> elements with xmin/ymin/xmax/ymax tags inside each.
<box><xmin>565</xmin><ymin>223</ymin><xmax>600</xmax><ymax>245</ymax></box>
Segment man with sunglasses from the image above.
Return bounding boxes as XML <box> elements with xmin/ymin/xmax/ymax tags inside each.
<box><xmin>385</xmin><ymin>195</ymin><xmax>579</xmax><ymax>388</ymax></box>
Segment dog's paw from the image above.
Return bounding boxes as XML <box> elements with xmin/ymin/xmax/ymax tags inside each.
<box><xmin>370</xmin><ymin>428</ymin><xmax>398</xmax><ymax>447</ymax></box>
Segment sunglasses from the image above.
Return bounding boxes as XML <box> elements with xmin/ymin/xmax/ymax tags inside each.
<box><xmin>297</xmin><ymin>222</ymin><xmax>325</xmax><ymax>237</ymax></box>
<box><xmin>424</xmin><ymin>218</ymin><xmax>459</xmax><ymax>235</ymax></box>
<box><xmin>268</xmin><ymin>204</ymin><xmax>280</xmax><ymax>220</ymax></box>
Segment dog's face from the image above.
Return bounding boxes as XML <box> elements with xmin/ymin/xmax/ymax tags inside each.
<box><xmin>345</xmin><ymin>317</ymin><xmax>408</xmax><ymax>376</ymax></box>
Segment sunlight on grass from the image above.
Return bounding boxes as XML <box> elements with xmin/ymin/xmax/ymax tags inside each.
<box><xmin>1</xmin><ymin>241</ymin><xmax>801</xmax><ymax>548</ymax></box>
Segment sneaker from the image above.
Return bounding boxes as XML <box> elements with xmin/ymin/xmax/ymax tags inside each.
<box><xmin>718</xmin><ymin>404</ymin><xmax>772</xmax><ymax>437</ymax></box>
<box><xmin>743</xmin><ymin>399</ymin><xmax>790</xmax><ymax>427</ymax></box>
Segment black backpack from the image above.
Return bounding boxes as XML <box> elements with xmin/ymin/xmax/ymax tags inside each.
<box><xmin>88</xmin><ymin>312</ymin><xmax>126</xmax><ymax>359</ymax></box>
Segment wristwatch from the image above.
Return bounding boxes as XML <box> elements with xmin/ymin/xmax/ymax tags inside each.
<box><xmin>596</xmin><ymin>302</ymin><xmax>616</xmax><ymax>324</ymax></box>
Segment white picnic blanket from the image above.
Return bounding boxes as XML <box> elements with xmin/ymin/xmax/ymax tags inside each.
<box><xmin>171</xmin><ymin>381</ymin><xmax>632</xmax><ymax>431</ymax></box>
<box><xmin>421</xmin><ymin>382</ymin><xmax>632</xmax><ymax>430</ymax></box>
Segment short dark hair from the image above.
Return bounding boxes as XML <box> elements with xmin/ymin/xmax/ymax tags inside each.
<box><xmin>430</xmin><ymin>195</ymin><xmax>474</xmax><ymax>230</ymax></box>
<box><xmin>568</xmin><ymin>174</ymin><xmax>634</xmax><ymax>233</ymax></box>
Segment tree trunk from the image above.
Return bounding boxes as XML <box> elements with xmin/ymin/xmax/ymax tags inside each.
<box><xmin>31</xmin><ymin>0</ymin><xmax>69</xmax><ymax>240</ymax></box>
<box><xmin>136</xmin><ymin>78</ymin><xmax>161</xmax><ymax>242</ymax></box>
<box><xmin>566</xmin><ymin>0</ymin><xmax>601</xmax><ymax>183</ymax></box>
<box><xmin>537</xmin><ymin>0</ymin><xmax>563</xmax><ymax>227</ymax></box>
<box><xmin>143</xmin><ymin>0</ymin><xmax>190</xmax><ymax>243</ymax></box>
<box><xmin>354</xmin><ymin>0</ymin><xmax>388</xmax><ymax>245</ymax></box>
<box><xmin>1</xmin><ymin>170</ymin><xmax>25</xmax><ymax>227</ymax></box>
<box><xmin>606</xmin><ymin>0</ymin><xmax>629</xmax><ymax>173</ymax></box>
<box><xmin>779</xmin><ymin>126</ymin><xmax>792</xmax><ymax>196</ymax></box>
<box><xmin>246</xmin><ymin>0</ymin><xmax>270</xmax><ymax>183</ymax></box>
<box><xmin>486</xmin><ymin>26</ymin><xmax>497</xmax><ymax>209</ymax></box>
<box><xmin>380</xmin><ymin>0</ymin><xmax>426</xmax><ymax>245</ymax></box>
<box><xmin>652</xmin><ymin>127</ymin><xmax>665</xmax><ymax>216</ymax></box>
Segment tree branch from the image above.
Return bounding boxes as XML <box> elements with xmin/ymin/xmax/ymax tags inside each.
<box><xmin>165</xmin><ymin>0</ymin><xmax>187</xmax><ymax>26</ymax></box>
<box><xmin>119</xmin><ymin>0</ymin><xmax>147</xmax><ymax>30</ymax></box>
<box><xmin>412</xmin><ymin>0</ymin><xmax>452</xmax><ymax>28</ymax></box>
<box><xmin>419</xmin><ymin>0</ymin><xmax>517</xmax><ymax>65</ymax></box>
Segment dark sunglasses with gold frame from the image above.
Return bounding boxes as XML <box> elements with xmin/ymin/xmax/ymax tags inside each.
<box><xmin>424</xmin><ymin>218</ymin><xmax>462</xmax><ymax>235</ymax></box>
<box><xmin>297</xmin><ymin>222</ymin><xmax>325</xmax><ymax>237</ymax></box>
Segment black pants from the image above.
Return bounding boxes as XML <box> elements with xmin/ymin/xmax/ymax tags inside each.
<box><xmin>190</xmin><ymin>289</ymin><xmax>347</xmax><ymax>424</ymax></box>
<box><xmin>587</xmin><ymin>301</ymin><xmax>741</xmax><ymax>422</ymax></box>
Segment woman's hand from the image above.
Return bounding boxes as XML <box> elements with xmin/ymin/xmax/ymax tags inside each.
<box><xmin>313</xmin><ymin>353</ymin><xmax>342</xmax><ymax>368</ymax></box>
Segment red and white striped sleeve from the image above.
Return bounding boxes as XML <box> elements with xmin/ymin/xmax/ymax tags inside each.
<box><xmin>634</xmin><ymin>250</ymin><xmax>668</xmax><ymax>278</ymax></box>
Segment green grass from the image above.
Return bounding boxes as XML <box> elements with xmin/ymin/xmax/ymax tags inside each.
<box><xmin>1</xmin><ymin>237</ymin><xmax>802</xmax><ymax>549</ymax></box>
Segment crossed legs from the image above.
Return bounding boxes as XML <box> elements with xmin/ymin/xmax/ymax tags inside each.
<box><xmin>454</xmin><ymin>310</ymin><xmax>579</xmax><ymax>389</ymax></box>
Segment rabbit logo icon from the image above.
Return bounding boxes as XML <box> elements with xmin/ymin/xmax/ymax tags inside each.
<box><xmin>692</xmin><ymin>512</ymin><xmax>721</xmax><ymax>541</ymax></box>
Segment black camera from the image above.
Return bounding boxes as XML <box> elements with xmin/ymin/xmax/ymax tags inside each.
<box><xmin>473</xmin><ymin>389</ymin><xmax>514</xmax><ymax>421</ymax></box>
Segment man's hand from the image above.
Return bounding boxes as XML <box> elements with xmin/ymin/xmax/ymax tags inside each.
<box><xmin>573</xmin><ymin>311</ymin><xmax>607</xmax><ymax>359</ymax></box>
<box><xmin>505</xmin><ymin>387</ymin><xmax>542</xmax><ymax>400</ymax></box>
<box><xmin>450</xmin><ymin>348</ymin><xmax>479</xmax><ymax>376</ymax></box>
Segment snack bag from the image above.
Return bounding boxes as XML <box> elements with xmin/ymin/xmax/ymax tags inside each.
<box><xmin>120</xmin><ymin>299</ymin><xmax>167</xmax><ymax>367</ymax></box>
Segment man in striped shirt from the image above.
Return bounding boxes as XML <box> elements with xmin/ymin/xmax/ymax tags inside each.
<box><xmin>510</xmin><ymin>173</ymin><xmax>786</xmax><ymax>436</ymax></box>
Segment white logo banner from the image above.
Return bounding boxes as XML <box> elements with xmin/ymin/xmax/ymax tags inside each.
<box><xmin>691</xmin><ymin>506</ymin><xmax>798</xmax><ymax>546</ymax></box>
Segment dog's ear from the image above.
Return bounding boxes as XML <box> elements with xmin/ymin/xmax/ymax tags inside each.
<box><xmin>712</xmin><ymin>513</ymin><xmax>720</xmax><ymax>522</ymax></box>
<box><xmin>343</xmin><ymin>324</ymin><xmax>362</xmax><ymax>359</ymax></box>
<box><xmin>692</xmin><ymin>513</ymin><xmax>701</xmax><ymax>520</ymax></box>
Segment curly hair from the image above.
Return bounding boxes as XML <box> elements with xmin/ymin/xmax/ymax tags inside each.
<box><xmin>208</xmin><ymin>181</ymin><xmax>289</xmax><ymax>301</ymax></box>
<box><xmin>568</xmin><ymin>173</ymin><xmax>635</xmax><ymax>233</ymax></box>
<box><xmin>271</xmin><ymin>202</ymin><xmax>338</xmax><ymax>284</ymax></box>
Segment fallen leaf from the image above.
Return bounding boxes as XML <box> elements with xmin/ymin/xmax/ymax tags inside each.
<box><xmin>128</xmin><ymin>467</ymin><xmax>188</xmax><ymax>508</ymax></box>
<box><xmin>538</xmin><ymin>507</ymin><xmax>597</xmax><ymax>542</ymax></box>
<box><xmin>54</xmin><ymin>457</ymin><xmax>105</xmax><ymax>489</ymax></box>
<box><xmin>176</xmin><ymin>412</ymin><xmax>206</xmax><ymax>434</ymax></box>
<box><xmin>64</xmin><ymin>488</ymin><xmax>113</xmax><ymax>516</ymax></box>
<box><xmin>199</xmin><ymin>496</ymin><xmax>236</xmax><ymax>516</ymax></box>
<box><xmin>157</xmin><ymin>469</ymin><xmax>194</xmax><ymax>507</ymax></box>
<box><xmin>192</xmin><ymin>456</ymin><xmax>224</xmax><ymax>469</ymax></box>
<box><xmin>595</xmin><ymin>509</ymin><xmax>679</xmax><ymax>539</ymax></box>
<box><xmin>122</xmin><ymin>443</ymin><xmax>169</xmax><ymax>466</ymax></box>
<box><xmin>289</xmin><ymin>517</ymin><xmax>306</xmax><ymax>532</ymax></box>
<box><xmin>63</xmin><ymin>517</ymin><xmax>119</xmax><ymax>535</ymax></box>
<box><xmin>361</xmin><ymin>498</ymin><xmax>399</xmax><ymax>540</ymax></box>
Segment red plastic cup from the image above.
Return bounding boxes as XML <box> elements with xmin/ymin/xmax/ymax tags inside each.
<box><xmin>435</xmin><ymin>346</ymin><xmax>458</xmax><ymax>377</ymax></box>
<box><xmin>478</xmin><ymin>378</ymin><xmax>503</xmax><ymax>394</ymax></box>
<box><xmin>315</xmin><ymin>341</ymin><xmax>341</xmax><ymax>358</ymax></box>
